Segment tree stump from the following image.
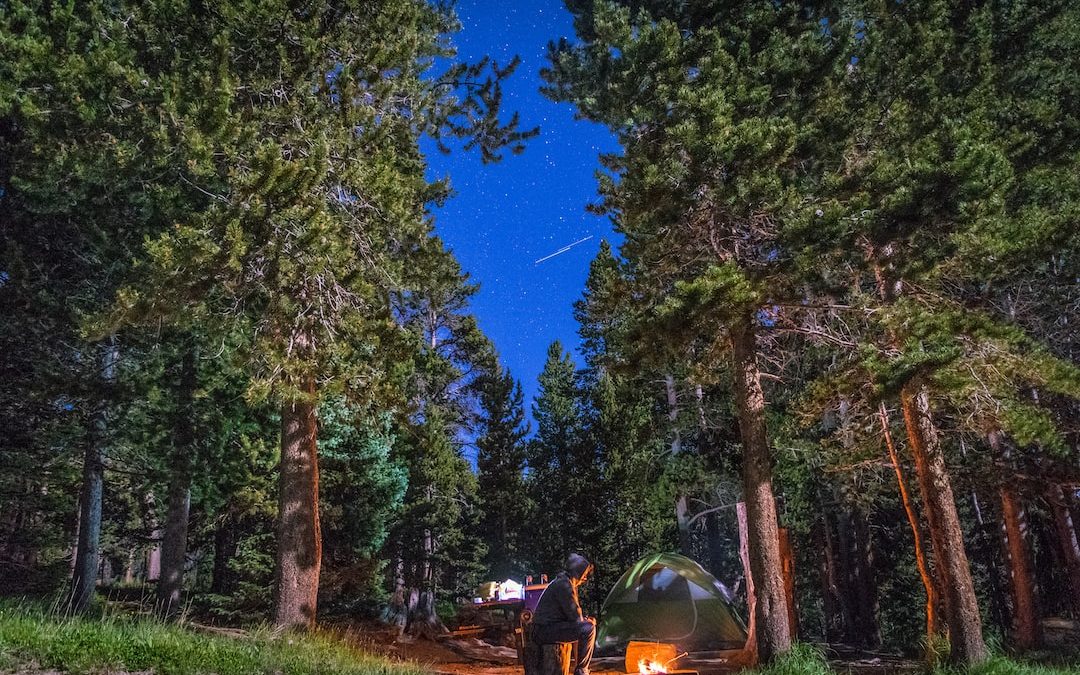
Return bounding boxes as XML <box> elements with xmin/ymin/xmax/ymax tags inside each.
<box><xmin>522</xmin><ymin>624</ymin><xmax>541</xmax><ymax>675</ymax></box>
<box><xmin>541</xmin><ymin>643</ymin><xmax>573</xmax><ymax>675</ymax></box>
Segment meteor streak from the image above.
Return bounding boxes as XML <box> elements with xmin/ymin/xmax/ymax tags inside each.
<box><xmin>534</xmin><ymin>235</ymin><xmax>593</xmax><ymax>265</ymax></box>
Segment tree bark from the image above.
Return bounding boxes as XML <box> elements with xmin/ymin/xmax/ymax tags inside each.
<box><xmin>272</xmin><ymin>374</ymin><xmax>322</xmax><ymax>630</ymax></box>
<box><xmin>736</xmin><ymin>501</ymin><xmax>757</xmax><ymax>659</ymax></box>
<box><xmin>1048</xmin><ymin>485</ymin><xmax>1080</xmax><ymax>613</ymax></box>
<box><xmin>676</xmin><ymin>495</ymin><xmax>693</xmax><ymax>557</ymax></box>
<box><xmin>158</xmin><ymin>347</ymin><xmax>197</xmax><ymax>618</ymax></box>
<box><xmin>406</xmin><ymin>587</ymin><xmax>447</xmax><ymax>639</ymax></box>
<box><xmin>68</xmin><ymin>339</ymin><xmax>118</xmax><ymax>613</ymax></box>
<box><xmin>987</xmin><ymin>431</ymin><xmax>1040</xmax><ymax>650</ymax></box>
<box><xmin>879</xmin><ymin>403</ymin><xmax>939</xmax><ymax>640</ymax></box>
<box><xmin>999</xmin><ymin>481</ymin><xmax>1040</xmax><ymax>649</ymax></box>
<box><xmin>664</xmin><ymin>375</ymin><xmax>693</xmax><ymax>555</ymax></box>
<box><xmin>146</xmin><ymin>491</ymin><xmax>162</xmax><ymax>582</ymax></box>
<box><xmin>900</xmin><ymin>382</ymin><xmax>987</xmax><ymax>665</ymax></box>
<box><xmin>777</xmin><ymin>527</ymin><xmax>798</xmax><ymax>642</ymax></box>
<box><xmin>383</xmin><ymin>557</ymin><xmax>408</xmax><ymax>638</ymax></box>
<box><xmin>729</xmin><ymin>318</ymin><xmax>790</xmax><ymax>662</ymax></box>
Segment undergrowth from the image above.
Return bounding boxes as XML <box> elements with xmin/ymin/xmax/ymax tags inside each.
<box><xmin>742</xmin><ymin>641</ymin><xmax>1080</xmax><ymax>674</ymax></box>
<box><xmin>0</xmin><ymin>599</ymin><xmax>428</xmax><ymax>675</ymax></box>
<box><xmin>936</xmin><ymin>655</ymin><xmax>1080</xmax><ymax>675</ymax></box>
<box><xmin>745</xmin><ymin>643</ymin><xmax>831</xmax><ymax>675</ymax></box>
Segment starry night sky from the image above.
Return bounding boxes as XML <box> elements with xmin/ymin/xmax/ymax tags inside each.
<box><xmin>424</xmin><ymin>0</ymin><xmax>619</xmax><ymax>416</ymax></box>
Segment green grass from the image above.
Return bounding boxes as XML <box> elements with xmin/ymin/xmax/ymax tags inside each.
<box><xmin>746</xmin><ymin>643</ymin><xmax>832</xmax><ymax>675</ymax></box>
<box><xmin>0</xmin><ymin>599</ymin><xmax>430</xmax><ymax>675</ymax></box>
<box><xmin>936</xmin><ymin>656</ymin><xmax>1080</xmax><ymax>675</ymax></box>
<box><xmin>741</xmin><ymin>642</ymin><xmax>1080</xmax><ymax>674</ymax></box>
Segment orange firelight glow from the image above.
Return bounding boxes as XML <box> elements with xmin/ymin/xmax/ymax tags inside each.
<box><xmin>637</xmin><ymin>660</ymin><xmax>668</xmax><ymax>675</ymax></box>
<box><xmin>624</xmin><ymin>641</ymin><xmax>684</xmax><ymax>675</ymax></box>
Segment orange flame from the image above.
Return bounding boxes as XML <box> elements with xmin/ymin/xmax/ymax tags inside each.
<box><xmin>637</xmin><ymin>660</ymin><xmax>668</xmax><ymax>674</ymax></box>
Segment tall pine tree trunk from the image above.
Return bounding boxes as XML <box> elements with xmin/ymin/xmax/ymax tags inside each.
<box><xmin>988</xmin><ymin>431</ymin><xmax>1040</xmax><ymax>649</ymax></box>
<box><xmin>879</xmin><ymin>403</ymin><xmax>939</xmax><ymax>640</ymax></box>
<box><xmin>729</xmin><ymin>318</ymin><xmax>790</xmax><ymax>662</ymax></box>
<box><xmin>407</xmin><ymin>486</ymin><xmax>447</xmax><ymax>639</ymax></box>
<box><xmin>664</xmin><ymin>375</ymin><xmax>693</xmax><ymax>555</ymax></box>
<box><xmin>158</xmin><ymin>347</ymin><xmax>197</xmax><ymax>618</ymax></box>
<box><xmin>736</xmin><ymin>501</ymin><xmax>757</xmax><ymax>657</ymax></box>
<box><xmin>1048</xmin><ymin>485</ymin><xmax>1080</xmax><ymax>613</ymax></box>
<box><xmin>145</xmin><ymin>491</ymin><xmax>162</xmax><ymax>581</ymax></box>
<box><xmin>900</xmin><ymin>382</ymin><xmax>987</xmax><ymax>665</ymax></box>
<box><xmin>69</xmin><ymin>339</ymin><xmax>118</xmax><ymax>613</ymax></box>
<box><xmin>999</xmin><ymin>482</ymin><xmax>1040</xmax><ymax>649</ymax></box>
<box><xmin>273</xmin><ymin>374</ymin><xmax>321</xmax><ymax>630</ymax></box>
<box><xmin>777</xmin><ymin>527</ymin><xmax>798</xmax><ymax>641</ymax></box>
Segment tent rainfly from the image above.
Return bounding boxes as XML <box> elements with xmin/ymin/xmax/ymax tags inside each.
<box><xmin>596</xmin><ymin>552</ymin><xmax>747</xmax><ymax>654</ymax></box>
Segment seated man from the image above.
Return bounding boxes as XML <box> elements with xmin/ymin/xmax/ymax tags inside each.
<box><xmin>532</xmin><ymin>553</ymin><xmax>596</xmax><ymax>675</ymax></box>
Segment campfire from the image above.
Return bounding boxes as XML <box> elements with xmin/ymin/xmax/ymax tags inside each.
<box><xmin>637</xmin><ymin>658</ymin><xmax>670</xmax><ymax>674</ymax></box>
<box><xmin>623</xmin><ymin>641</ymin><xmax>692</xmax><ymax>675</ymax></box>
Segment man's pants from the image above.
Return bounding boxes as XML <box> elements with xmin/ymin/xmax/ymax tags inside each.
<box><xmin>533</xmin><ymin>620</ymin><xmax>595</xmax><ymax>675</ymax></box>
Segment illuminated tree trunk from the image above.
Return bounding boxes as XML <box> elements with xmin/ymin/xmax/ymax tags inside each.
<box><xmin>273</xmin><ymin>374</ymin><xmax>321</xmax><ymax>630</ymax></box>
<box><xmin>900</xmin><ymin>383</ymin><xmax>987</xmax><ymax>665</ymax></box>
<box><xmin>999</xmin><ymin>481</ymin><xmax>1040</xmax><ymax>649</ymax></box>
<box><xmin>988</xmin><ymin>431</ymin><xmax>1040</xmax><ymax>649</ymax></box>
<box><xmin>737</xmin><ymin>501</ymin><xmax>757</xmax><ymax>656</ymax></box>
<box><xmin>879</xmin><ymin>403</ymin><xmax>939</xmax><ymax>640</ymax></box>
<box><xmin>778</xmin><ymin>528</ymin><xmax>798</xmax><ymax>641</ymax></box>
<box><xmin>729</xmin><ymin>318</ymin><xmax>790</xmax><ymax>662</ymax></box>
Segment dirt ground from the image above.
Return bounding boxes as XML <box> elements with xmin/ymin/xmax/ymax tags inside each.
<box><xmin>332</xmin><ymin>618</ymin><xmax>1080</xmax><ymax>674</ymax></box>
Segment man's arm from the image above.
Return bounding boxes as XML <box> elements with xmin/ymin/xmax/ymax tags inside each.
<box><xmin>557</xmin><ymin>580</ymin><xmax>584</xmax><ymax>622</ymax></box>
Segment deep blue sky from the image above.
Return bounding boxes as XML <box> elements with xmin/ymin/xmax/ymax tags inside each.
<box><xmin>424</xmin><ymin>1</ymin><xmax>619</xmax><ymax>418</ymax></box>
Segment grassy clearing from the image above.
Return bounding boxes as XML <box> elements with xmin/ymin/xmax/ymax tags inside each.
<box><xmin>0</xmin><ymin>599</ymin><xmax>429</xmax><ymax>675</ymax></box>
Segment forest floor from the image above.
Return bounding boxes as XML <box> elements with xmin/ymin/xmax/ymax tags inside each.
<box><xmin>4</xmin><ymin>600</ymin><xmax>1080</xmax><ymax>675</ymax></box>
<box><xmin>331</xmin><ymin>621</ymin><xmax>916</xmax><ymax>675</ymax></box>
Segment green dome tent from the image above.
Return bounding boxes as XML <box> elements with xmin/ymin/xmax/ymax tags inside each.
<box><xmin>596</xmin><ymin>552</ymin><xmax>747</xmax><ymax>655</ymax></box>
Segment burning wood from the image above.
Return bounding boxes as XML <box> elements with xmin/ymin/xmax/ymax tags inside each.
<box><xmin>637</xmin><ymin>658</ymin><xmax>669</xmax><ymax>674</ymax></box>
<box><xmin>623</xmin><ymin>641</ymin><xmax>689</xmax><ymax>675</ymax></box>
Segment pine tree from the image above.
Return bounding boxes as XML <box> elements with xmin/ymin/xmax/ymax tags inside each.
<box><xmin>476</xmin><ymin>368</ymin><xmax>532</xmax><ymax>580</ymax></box>
<box><xmin>528</xmin><ymin>342</ymin><xmax>598</xmax><ymax>575</ymax></box>
<box><xmin>386</xmin><ymin>238</ymin><xmax>496</xmax><ymax>635</ymax></box>
<box><xmin>542</xmin><ymin>2</ymin><xmax>843</xmax><ymax>657</ymax></box>
<box><xmin>792</xmin><ymin>0</ymin><xmax>1080</xmax><ymax>661</ymax></box>
<box><xmin>7</xmin><ymin>0</ymin><xmax>534</xmax><ymax>629</ymax></box>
